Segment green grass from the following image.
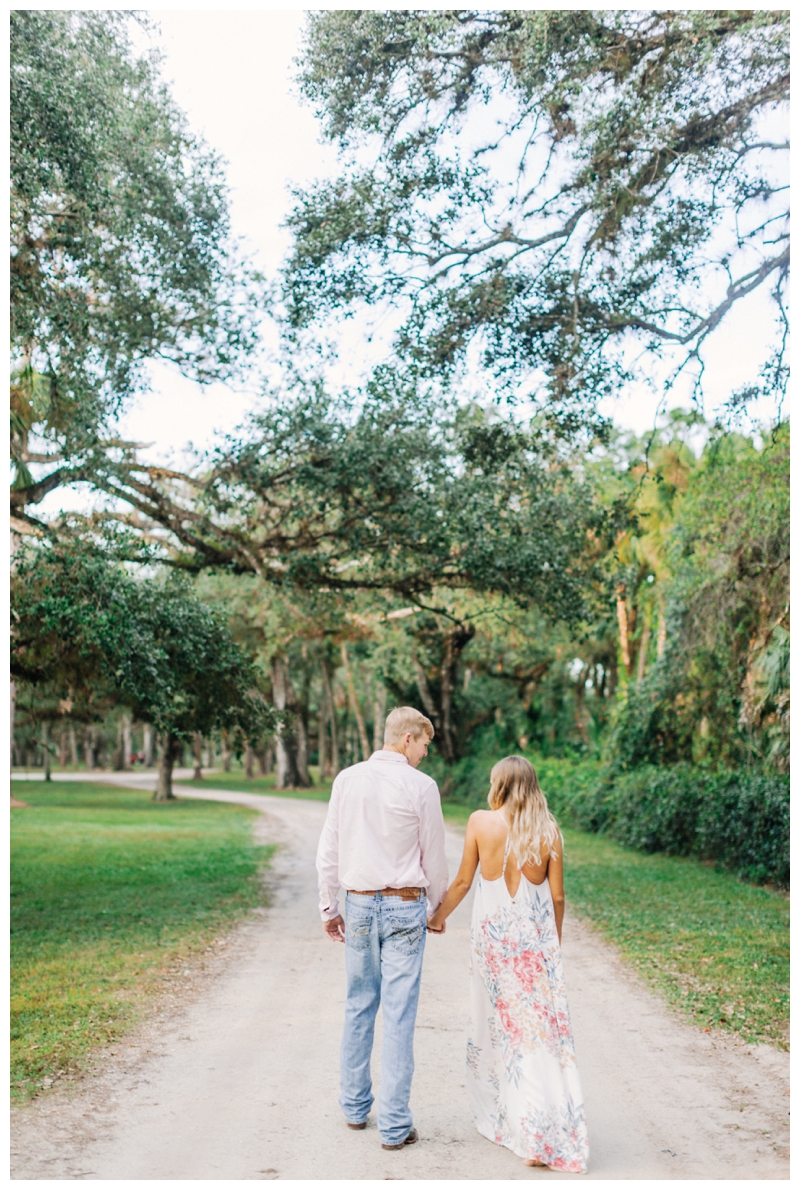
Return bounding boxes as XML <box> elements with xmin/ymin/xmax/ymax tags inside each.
<box><xmin>559</xmin><ymin>827</ymin><xmax>789</xmax><ymax>1048</ymax></box>
<box><xmin>12</xmin><ymin>773</ymin><xmax>786</xmax><ymax>1100</ymax></box>
<box><xmin>175</xmin><ymin>769</ymin><xmax>334</xmax><ymax>801</ymax></box>
<box><xmin>11</xmin><ymin>780</ymin><xmax>272</xmax><ymax>1101</ymax></box>
<box><xmin>442</xmin><ymin>799</ymin><xmax>788</xmax><ymax>1048</ymax></box>
<box><xmin>445</xmin><ymin>800</ymin><xmax>787</xmax><ymax>1048</ymax></box>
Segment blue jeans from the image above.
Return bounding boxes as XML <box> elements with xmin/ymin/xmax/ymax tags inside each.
<box><xmin>340</xmin><ymin>892</ymin><xmax>427</xmax><ymax>1145</ymax></box>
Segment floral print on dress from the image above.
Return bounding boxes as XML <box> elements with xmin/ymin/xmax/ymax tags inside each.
<box><xmin>466</xmin><ymin>1040</ymin><xmax>482</xmax><ymax>1075</ymax></box>
<box><xmin>466</xmin><ymin>872</ymin><xmax>589</xmax><ymax>1173</ymax></box>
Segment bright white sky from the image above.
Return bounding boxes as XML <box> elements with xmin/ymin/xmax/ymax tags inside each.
<box><xmin>40</xmin><ymin>7</ymin><xmax>784</xmax><ymax>515</ymax></box>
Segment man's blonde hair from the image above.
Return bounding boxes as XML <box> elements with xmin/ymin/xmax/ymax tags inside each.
<box><xmin>383</xmin><ymin>706</ymin><xmax>434</xmax><ymax>746</ymax></box>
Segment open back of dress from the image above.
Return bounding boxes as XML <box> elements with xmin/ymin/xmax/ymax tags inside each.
<box><xmin>466</xmin><ymin>833</ymin><xmax>589</xmax><ymax>1172</ymax></box>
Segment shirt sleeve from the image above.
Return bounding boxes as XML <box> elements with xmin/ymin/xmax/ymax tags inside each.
<box><xmin>316</xmin><ymin>775</ymin><xmax>342</xmax><ymax>920</ymax></box>
<box><xmin>418</xmin><ymin>779</ymin><xmax>449</xmax><ymax>913</ymax></box>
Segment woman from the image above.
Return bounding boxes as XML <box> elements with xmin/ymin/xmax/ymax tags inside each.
<box><xmin>427</xmin><ymin>756</ymin><xmax>589</xmax><ymax>1173</ymax></box>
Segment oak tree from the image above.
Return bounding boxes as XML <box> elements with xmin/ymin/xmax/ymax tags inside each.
<box><xmin>286</xmin><ymin>10</ymin><xmax>789</xmax><ymax>423</ymax></box>
<box><xmin>10</xmin><ymin>10</ymin><xmax>264</xmax><ymax>524</ymax></box>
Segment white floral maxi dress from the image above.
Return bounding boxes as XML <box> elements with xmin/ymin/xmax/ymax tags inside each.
<box><xmin>466</xmin><ymin>836</ymin><xmax>589</xmax><ymax>1173</ymax></box>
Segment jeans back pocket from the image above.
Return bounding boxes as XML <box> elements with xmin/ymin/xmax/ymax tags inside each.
<box><xmin>384</xmin><ymin>913</ymin><xmax>425</xmax><ymax>955</ymax></box>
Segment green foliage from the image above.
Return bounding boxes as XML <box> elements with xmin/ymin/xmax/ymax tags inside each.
<box><xmin>607</xmin><ymin>424</ymin><xmax>789</xmax><ymax>770</ymax></box>
<box><xmin>288</xmin><ymin>9</ymin><xmax>789</xmax><ymax>414</ymax></box>
<box><xmin>11</xmin><ymin>539</ymin><xmax>270</xmax><ymax>744</ymax></box>
<box><xmin>436</xmin><ymin>738</ymin><xmax>602</xmax><ymax>813</ymax></box>
<box><xmin>603</xmin><ymin>766</ymin><xmax>789</xmax><ymax>887</ymax></box>
<box><xmin>441</xmin><ymin>741</ymin><xmax>788</xmax><ymax>887</ymax></box>
<box><xmin>11</xmin><ymin>781</ymin><xmax>271</xmax><ymax>1099</ymax></box>
<box><xmin>100</xmin><ymin>384</ymin><xmax>607</xmax><ymax>615</ymax></box>
<box><xmin>10</xmin><ymin>9</ymin><xmax>264</xmax><ymax>506</ymax></box>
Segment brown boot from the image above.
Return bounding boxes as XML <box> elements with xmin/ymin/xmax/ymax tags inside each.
<box><xmin>381</xmin><ymin>1127</ymin><xmax>418</xmax><ymax>1150</ymax></box>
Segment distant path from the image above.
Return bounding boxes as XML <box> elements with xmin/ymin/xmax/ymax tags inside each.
<box><xmin>11</xmin><ymin>771</ymin><xmax>789</xmax><ymax>1179</ymax></box>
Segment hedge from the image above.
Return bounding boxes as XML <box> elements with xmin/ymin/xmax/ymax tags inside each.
<box><xmin>446</xmin><ymin>752</ymin><xmax>789</xmax><ymax>888</ymax></box>
<box><xmin>606</xmin><ymin>764</ymin><xmax>789</xmax><ymax>887</ymax></box>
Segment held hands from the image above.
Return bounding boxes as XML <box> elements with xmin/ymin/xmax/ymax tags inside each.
<box><xmin>324</xmin><ymin>914</ymin><xmax>444</xmax><ymax>940</ymax></box>
<box><xmin>323</xmin><ymin>914</ymin><xmax>345</xmax><ymax>942</ymax></box>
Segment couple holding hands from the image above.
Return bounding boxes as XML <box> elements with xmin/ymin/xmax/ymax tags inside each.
<box><xmin>316</xmin><ymin>706</ymin><xmax>588</xmax><ymax>1173</ymax></box>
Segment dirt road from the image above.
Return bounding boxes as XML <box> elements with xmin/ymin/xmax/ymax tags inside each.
<box><xmin>11</xmin><ymin>775</ymin><xmax>789</xmax><ymax>1179</ymax></box>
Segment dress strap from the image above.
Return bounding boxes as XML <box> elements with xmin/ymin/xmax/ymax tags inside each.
<box><xmin>501</xmin><ymin>831</ymin><xmax>511</xmax><ymax>877</ymax></box>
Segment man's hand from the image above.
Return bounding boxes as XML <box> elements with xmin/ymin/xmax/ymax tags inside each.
<box><xmin>323</xmin><ymin>914</ymin><xmax>345</xmax><ymax>942</ymax></box>
<box><xmin>427</xmin><ymin>917</ymin><xmax>446</xmax><ymax>934</ymax></box>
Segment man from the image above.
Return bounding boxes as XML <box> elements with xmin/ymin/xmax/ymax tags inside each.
<box><xmin>316</xmin><ymin>706</ymin><xmax>448</xmax><ymax>1150</ymax></box>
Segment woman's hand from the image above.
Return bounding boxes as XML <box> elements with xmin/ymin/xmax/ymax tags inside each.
<box><xmin>426</xmin><ymin>814</ymin><xmax>480</xmax><ymax>934</ymax></box>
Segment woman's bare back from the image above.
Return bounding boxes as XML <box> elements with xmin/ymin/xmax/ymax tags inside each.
<box><xmin>471</xmin><ymin>808</ymin><xmax>552</xmax><ymax>896</ymax></box>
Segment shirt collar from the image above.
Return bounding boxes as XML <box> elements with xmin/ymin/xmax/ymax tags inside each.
<box><xmin>370</xmin><ymin>749</ymin><xmax>409</xmax><ymax>765</ymax></box>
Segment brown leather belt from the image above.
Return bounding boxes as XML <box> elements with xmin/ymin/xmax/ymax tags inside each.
<box><xmin>348</xmin><ymin>887</ymin><xmax>425</xmax><ymax>900</ymax></box>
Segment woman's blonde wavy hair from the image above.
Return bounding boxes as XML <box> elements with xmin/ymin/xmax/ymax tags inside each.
<box><xmin>488</xmin><ymin>755</ymin><xmax>560</xmax><ymax>868</ymax></box>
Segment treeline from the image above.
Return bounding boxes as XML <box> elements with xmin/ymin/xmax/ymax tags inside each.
<box><xmin>15</xmin><ymin>416</ymin><xmax>789</xmax><ymax>779</ymax></box>
<box><xmin>10</xmin><ymin>11</ymin><xmax>789</xmax><ymax>886</ymax></box>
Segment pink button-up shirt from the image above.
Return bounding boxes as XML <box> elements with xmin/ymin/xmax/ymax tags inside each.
<box><xmin>316</xmin><ymin>749</ymin><xmax>449</xmax><ymax>920</ymax></box>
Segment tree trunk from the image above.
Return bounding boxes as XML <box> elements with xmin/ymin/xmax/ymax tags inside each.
<box><xmin>657</xmin><ymin>605</ymin><xmax>667</xmax><ymax>658</ymax></box>
<box><xmin>320</xmin><ymin>658</ymin><xmax>339</xmax><ymax>777</ymax></box>
<box><xmin>286</xmin><ymin>671</ymin><xmax>312</xmax><ymax>787</ymax></box>
<box><xmin>84</xmin><ymin>725</ymin><xmax>96</xmax><ymax>770</ymax></box>
<box><xmin>221</xmin><ymin>728</ymin><xmax>233</xmax><ymax>772</ymax></box>
<box><xmin>411</xmin><ymin>652</ymin><xmax>439</xmax><ymax>730</ymax></box>
<box><xmin>318</xmin><ymin>692</ymin><xmax>327</xmax><ymax>780</ymax></box>
<box><xmin>439</xmin><ymin>626</ymin><xmax>475</xmax><ymax>765</ymax></box>
<box><xmin>142</xmin><ymin>723</ymin><xmax>155</xmax><ymax>767</ymax></box>
<box><xmin>372</xmin><ymin>683</ymin><xmax>386</xmax><ymax>752</ymax></box>
<box><xmin>297</xmin><ymin>663</ymin><xmax>313</xmax><ymax>784</ymax></box>
<box><xmin>574</xmin><ymin>665</ymin><xmax>591</xmax><ymax>746</ymax></box>
<box><xmin>340</xmin><ymin>642</ymin><xmax>369</xmax><ymax>761</ymax></box>
<box><xmin>69</xmin><ymin>724</ymin><xmax>78</xmax><ymax>768</ymax></box>
<box><xmin>192</xmin><ymin>732</ymin><xmax>203</xmax><ymax>780</ymax></box>
<box><xmin>123</xmin><ymin>714</ymin><xmax>132</xmax><ymax>770</ymax></box>
<box><xmin>113</xmin><ymin>721</ymin><xmax>124</xmax><ymax>770</ymax></box>
<box><xmin>153</xmin><ymin>733</ymin><xmax>178</xmax><ymax>801</ymax></box>
<box><xmin>114</xmin><ymin>714</ymin><xmax>131</xmax><ymax>771</ymax></box>
<box><xmin>258</xmin><ymin>745</ymin><xmax>273</xmax><ymax>776</ymax></box>
<box><xmin>272</xmin><ymin>656</ymin><xmax>303</xmax><ymax>789</ymax></box>
<box><xmin>615</xmin><ymin>583</ymin><xmax>634</xmax><ymax>678</ymax></box>
<box><xmin>59</xmin><ymin>729</ymin><xmax>68</xmax><ymax>769</ymax></box>
<box><xmin>636</xmin><ymin>618</ymin><xmax>651</xmax><ymax>682</ymax></box>
<box><xmin>294</xmin><ymin>707</ymin><xmax>312</xmax><ymax>786</ymax></box>
<box><xmin>42</xmin><ymin>721</ymin><xmax>51</xmax><ymax>781</ymax></box>
<box><xmin>244</xmin><ymin>741</ymin><xmax>255</xmax><ymax>779</ymax></box>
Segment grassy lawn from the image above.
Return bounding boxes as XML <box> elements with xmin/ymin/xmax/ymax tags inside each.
<box><xmin>442</xmin><ymin>799</ymin><xmax>788</xmax><ymax>1049</ymax></box>
<box><xmin>11</xmin><ymin>780</ymin><xmax>272</xmax><ymax>1101</ymax></box>
<box><xmin>558</xmin><ymin>827</ymin><xmax>789</xmax><ymax>1049</ymax></box>
<box><xmin>175</xmin><ymin>769</ymin><xmax>333</xmax><ymax>802</ymax></box>
<box><xmin>12</xmin><ymin>773</ymin><xmax>786</xmax><ymax>1103</ymax></box>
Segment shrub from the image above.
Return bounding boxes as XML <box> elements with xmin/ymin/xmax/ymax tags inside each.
<box><xmin>694</xmin><ymin>772</ymin><xmax>790</xmax><ymax>886</ymax></box>
<box><xmin>447</xmin><ymin>748</ymin><xmax>789</xmax><ymax>887</ymax></box>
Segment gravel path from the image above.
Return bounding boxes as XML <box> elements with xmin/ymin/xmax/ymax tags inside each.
<box><xmin>11</xmin><ymin>773</ymin><xmax>789</xmax><ymax>1179</ymax></box>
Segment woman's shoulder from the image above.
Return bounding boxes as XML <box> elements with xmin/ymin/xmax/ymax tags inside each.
<box><xmin>468</xmin><ymin>809</ymin><xmax>505</xmax><ymax>834</ymax></box>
